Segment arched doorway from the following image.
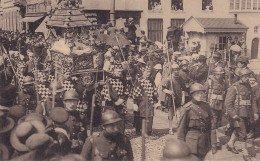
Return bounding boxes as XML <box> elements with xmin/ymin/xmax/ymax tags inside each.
<box><xmin>251</xmin><ymin>37</ymin><xmax>259</xmax><ymax>59</ymax></box>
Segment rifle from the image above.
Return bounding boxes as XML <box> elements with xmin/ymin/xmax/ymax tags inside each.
<box><xmin>89</xmin><ymin>71</ymin><xmax>99</xmax><ymax>135</ymax></box>
<box><xmin>206</xmin><ymin>37</ymin><xmax>217</xmax><ymax>82</ymax></box>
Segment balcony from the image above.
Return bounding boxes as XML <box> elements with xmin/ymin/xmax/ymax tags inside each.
<box><xmin>83</xmin><ymin>0</ymin><xmax>142</xmax><ymax>11</ymax></box>
<box><xmin>13</xmin><ymin>0</ymin><xmax>26</xmax><ymax>7</ymax></box>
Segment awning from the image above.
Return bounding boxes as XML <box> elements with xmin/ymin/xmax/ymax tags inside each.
<box><xmin>35</xmin><ymin>17</ymin><xmax>49</xmax><ymax>38</ymax></box>
<box><xmin>21</xmin><ymin>16</ymin><xmax>44</xmax><ymax>22</ymax></box>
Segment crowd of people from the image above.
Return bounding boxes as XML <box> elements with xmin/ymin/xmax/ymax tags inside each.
<box><xmin>0</xmin><ymin>19</ymin><xmax>259</xmax><ymax>161</ymax></box>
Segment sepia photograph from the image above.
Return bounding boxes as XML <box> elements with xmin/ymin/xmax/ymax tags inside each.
<box><xmin>0</xmin><ymin>0</ymin><xmax>260</xmax><ymax>160</ymax></box>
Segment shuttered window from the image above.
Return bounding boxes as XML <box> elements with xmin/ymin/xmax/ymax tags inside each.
<box><xmin>148</xmin><ymin>19</ymin><xmax>163</xmax><ymax>43</ymax></box>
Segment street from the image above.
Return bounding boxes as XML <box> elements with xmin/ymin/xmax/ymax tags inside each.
<box><xmin>127</xmin><ymin>109</ymin><xmax>260</xmax><ymax>161</ymax></box>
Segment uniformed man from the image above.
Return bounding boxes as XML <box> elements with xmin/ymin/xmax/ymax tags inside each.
<box><xmin>233</xmin><ymin>56</ymin><xmax>254</xmax><ymax>84</ymax></box>
<box><xmin>225</xmin><ymin>68</ymin><xmax>258</xmax><ymax>161</ymax></box>
<box><xmin>179</xmin><ymin>59</ymin><xmax>192</xmax><ymax>104</ymax></box>
<box><xmin>177</xmin><ymin>83</ymin><xmax>216</xmax><ymax>159</ymax></box>
<box><xmin>81</xmin><ymin>110</ymin><xmax>134</xmax><ymax>161</ymax></box>
<box><xmin>189</xmin><ymin>55</ymin><xmax>209</xmax><ymax>85</ymax></box>
<box><xmin>205</xmin><ymin>66</ymin><xmax>227</xmax><ymax>153</ymax></box>
<box><xmin>208</xmin><ymin>52</ymin><xmax>226</xmax><ymax>75</ymax></box>
<box><xmin>162</xmin><ymin>63</ymin><xmax>183</xmax><ymax>134</ymax></box>
<box><xmin>162</xmin><ymin>139</ymin><xmax>201</xmax><ymax>161</ymax></box>
<box><xmin>63</xmin><ymin>90</ymin><xmax>87</xmax><ymax>154</ymax></box>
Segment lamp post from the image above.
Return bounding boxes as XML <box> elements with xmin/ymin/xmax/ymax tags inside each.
<box><xmin>110</xmin><ymin>0</ymin><xmax>116</xmax><ymax>26</ymax></box>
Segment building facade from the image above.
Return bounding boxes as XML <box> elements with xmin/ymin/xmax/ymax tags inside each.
<box><xmin>1</xmin><ymin>0</ymin><xmax>26</xmax><ymax>32</ymax></box>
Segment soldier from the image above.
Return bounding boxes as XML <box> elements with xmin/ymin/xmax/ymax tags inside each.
<box><xmin>162</xmin><ymin>63</ymin><xmax>183</xmax><ymax>134</ymax></box>
<box><xmin>162</xmin><ymin>139</ymin><xmax>201</xmax><ymax>161</ymax></box>
<box><xmin>81</xmin><ymin>110</ymin><xmax>133</xmax><ymax>161</ymax></box>
<box><xmin>63</xmin><ymin>90</ymin><xmax>87</xmax><ymax>154</ymax></box>
<box><xmin>131</xmin><ymin>66</ymin><xmax>157</xmax><ymax>136</ymax></box>
<box><xmin>233</xmin><ymin>56</ymin><xmax>254</xmax><ymax>84</ymax></box>
<box><xmin>225</xmin><ymin>68</ymin><xmax>258</xmax><ymax>161</ymax></box>
<box><xmin>208</xmin><ymin>52</ymin><xmax>226</xmax><ymax>75</ymax></box>
<box><xmin>177</xmin><ymin>83</ymin><xmax>216</xmax><ymax>159</ymax></box>
<box><xmin>189</xmin><ymin>55</ymin><xmax>209</xmax><ymax>85</ymax></box>
<box><xmin>179</xmin><ymin>59</ymin><xmax>192</xmax><ymax>104</ymax></box>
<box><xmin>205</xmin><ymin>66</ymin><xmax>227</xmax><ymax>153</ymax></box>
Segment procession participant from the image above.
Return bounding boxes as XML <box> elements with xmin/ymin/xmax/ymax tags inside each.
<box><xmin>205</xmin><ymin>66</ymin><xmax>227</xmax><ymax>153</ymax></box>
<box><xmin>248</xmin><ymin>76</ymin><xmax>260</xmax><ymax>137</ymax></box>
<box><xmin>162</xmin><ymin>63</ymin><xmax>183</xmax><ymax>134</ymax></box>
<box><xmin>17</xmin><ymin>76</ymin><xmax>37</xmax><ymax>112</ymax></box>
<box><xmin>124</xmin><ymin>17</ymin><xmax>137</xmax><ymax>44</ymax></box>
<box><xmin>162</xmin><ymin>139</ymin><xmax>201</xmax><ymax>161</ymax></box>
<box><xmin>208</xmin><ymin>51</ymin><xmax>226</xmax><ymax>75</ymax></box>
<box><xmin>0</xmin><ymin>111</ymin><xmax>15</xmax><ymax>161</ymax></box>
<box><xmin>189</xmin><ymin>55</ymin><xmax>209</xmax><ymax>85</ymax></box>
<box><xmin>35</xmin><ymin>81</ymin><xmax>64</xmax><ymax>116</ymax></box>
<box><xmin>179</xmin><ymin>59</ymin><xmax>192</xmax><ymax>104</ymax></box>
<box><xmin>131</xmin><ymin>65</ymin><xmax>157</xmax><ymax>136</ymax></box>
<box><xmin>81</xmin><ymin>110</ymin><xmax>134</xmax><ymax>161</ymax></box>
<box><xmin>233</xmin><ymin>55</ymin><xmax>254</xmax><ymax>84</ymax></box>
<box><xmin>225</xmin><ymin>68</ymin><xmax>258</xmax><ymax>161</ymax></box>
<box><xmin>101</xmin><ymin>62</ymin><xmax>127</xmax><ymax>133</ymax></box>
<box><xmin>177</xmin><ymin>83</ymin><xmax>217</xmax><ymax>159</ymax></box>
<box><xmin>63</xmin><ymin>90</ymin><xmax>87</xmax><ymax>154</ymax></box>
<box><xmin>153</xmin><ymin>64</ymin><xmax>163</xmax><ymax>108</ymax></box>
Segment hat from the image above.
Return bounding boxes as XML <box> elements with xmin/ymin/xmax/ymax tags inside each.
<box><xmin>10</xmin><ymin>120</ymin><xmax>45</xmax><ymax>152</ymax></box>
<box><xmin>8</xmin><ymin>105</ymin><xmax>26</xmax><ymax>119</ymax></box>
<box><xmin>23</xmin><ymin>76</ymin><xmax>34</xmax><ymax>85</ymax></box>
<box><xmin>237</xmin><ymin>55</ymin><xmax>249</xmax><ymax>64</ymax></box>
<box><xmin>0</xmin><ymin>111</ymin><xmax>15</xmax><ymax>134</ymax></box>
<box><xmin>128</xmin><ymin>17</ymin><xmax>134</xmax><ymax>21</ymax></box>
<box><xmin>153</xmin><ymin>64</ymin><xmax>162</xmax><ymax>70</ymax></box>
<box><xmin>213</xmin><ymin>52</ymin><xmax>222</xmax><ymax>58</ymax></box>
<box><xmin>18</xmin><ymin>113</ymin><xmax>52</xmax><ymax>129</ymax></box>
<box><xmin>112</xmin><ymin>46</ymin><xmax>119</xmax><ymax>50</ymax></box>
<box><xmin>137</xmin><ymin>57</ymin><xmax>146</xmax><ymax>64</ymax></box>
<box><xmin>49</xmin><ymin>107</ymin><xmax>69</xmax><ymax>124</ymax></box>
<box><xmin>171</xmin><ymin>63</ymin><xmax>179</xmax><ymax>69</ymax></box>
<box><xmin>26</xmin><ymin>133</ymin><xmax>51</xmax><ymax>150</ymax></box>
<box><xmin>198</xmin><ymin>55</ymin><xmax>206</xmax><ymax>60</ymax></box>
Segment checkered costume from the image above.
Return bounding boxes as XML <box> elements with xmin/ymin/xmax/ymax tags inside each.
<box><xmin>37</xmin><ymin>84</ymin><xmax>51</xmax><ymax>100</ymax></box>
<box><xmin>62</xmin><ymin>80</ymin><xmax>74</xmax><ymax>91</ymax></box>
<box><xmin>130</xmin><ymin>78</ymin><xmax>157</xmax><ymax>105</ymax></box>
<box><xmin>101</xmin><ymin>77</ymin><xmax>126</xmax><ymax>101</ymax></box>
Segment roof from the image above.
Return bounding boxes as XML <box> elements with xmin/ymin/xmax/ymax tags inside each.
<box><xmin>183</xmin><ymin>16</ymin><xmax>248</xmax><ymax>33</ymax></box>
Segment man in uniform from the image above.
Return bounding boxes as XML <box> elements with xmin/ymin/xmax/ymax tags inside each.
<box><xmin>189</xmin><ymin>55</ymin><xmax>209</xmax><ymax>85</ymax></box>
<box><xmin>177</xmin><ymin>83</ymin><xmax>216</xmax><ymax>159</ymax></box>
<box><xmin>208</xmin><ymin>52</ymin><xmax>226</xmax><ymax>75</ymax></box>
<box><xmin>225</xmin><ymin>68</ymin><xmax>258</xmax><ymax>161</ymax></box>
<box><xmin>179</xmin><ymin>59</ymin><xmax>191</xmax><ymax>104</ymax></box>
<box><xmin>233</xmin><ymin>56</ymin><xmax>254</xmax><ymax>84</ymax></box>
<box><xmin>81</xmin><ymin>110</ymin><xmax>133</xmax><ymax>161</ymax></box>
<box><xmin>205</xmin><ymin>66</ymin><xmax>227</xmax><ymax>153</ymax></box>
<box><xmin>162</xmin><ymin>63</ymin><xmax>183</xmax><ymax>134</ymax></box>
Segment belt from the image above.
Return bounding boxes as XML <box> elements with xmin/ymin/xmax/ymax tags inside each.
<box><xmin>235</xmin><ymin>100</ymin><xmax>251</xmax><ymax>106</ymax></box>
<box><xmin>189</xmin><ymin>127</ymin><xmax>208</xmax><ymax>133</ymax></box>
<box><xmin>210</xmin><ymin>94</ymin><xmax>223</xmax><ymax>100</ymax></box>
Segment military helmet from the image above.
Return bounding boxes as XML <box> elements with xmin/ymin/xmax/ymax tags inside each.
<box><xmin>162</xmin><ymin>139</ymin><xmax>200</xmax><ymax>161</ymax></box>
<box><xmin>213</xmin><ymin>66</ymin><xmax>225</xmax><ymax>74</ymax></box>
<box><xmin>23</xmin><ymin>76</ymin><xmax>34</xmax><ymax>85</ymax></box>
<box><xmin>237</xmin><ymin>56</ymin><xmax>249</xmax><ymax>64</ymax></box>
<box><xmin>180</xmin><ymin>59</ymin><xmax>189</xmax><ymax>67</ymax></box>
<box><xmin>239</xmin><ymin>68</ymin><xmax>252</xmax><ymax>77</ymax></box>
<box><xmin>49</xmin><ymin>81</ymin><xmax>64</xmax><ymax>93</ymax></box>
<box><xmin>171</xmin><ymin>63</ymin><xmax>179</xmax><ymax>69</ymax></box>
<box><xmin>63</xmin><ymin>90</ymin><xmax>79</xmax><ymax>101</ymax></box>
<box><xmin>102</xmin><ymin>110</ymin><xmax>122</xmax><ymax>126</ymax></box>
<box><xmin>189</xmin><ymin>83</ymin><xmax>205</xmax><ymax>94</ymax></box>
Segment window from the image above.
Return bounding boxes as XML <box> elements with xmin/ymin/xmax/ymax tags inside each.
<box><xmin>171</xmin><ymin>0</ymin><xmax>183</xmax><ymax>11</ymax></box>
<box><xmin>235</xmin><ymin>0</ymin><xmax>240</xmax><ymax>10</ymax></box>
<box><xmin>254</xmin><ymin>26</ymin><xmax>258</xmax><ymax>33</ymax></box>
<box><xmin>242</xmin><ymin>0</ymin><xmax>246</xmax><ymax>9</ymax></box>
<box><xmin>231</xmin><ymin>0</ymin><xmax>260</xmax><ymax>10</ymax></box>
<box><xmin>253</xmin><ymin>0</ymin><xmax>257</xmax><ymax>9</ymax></box>
<box><xmin>202</xmin><ymin>0</ymin><xmax>213</xmax><ymax>11</ymax></box>
<box><xmin>219</xmin><ymin>36</ymin><xmax>227</xmax><ymax>50</ymax></box>
<box><xmin>148</xmin><ymin>0</ymin><xmax>162</xmax><ymax>11</ymax></box>
<box><xmin>230</xmin><ymin>0</ymin><xmax>235</xmax><ymax>10</ymax></box>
